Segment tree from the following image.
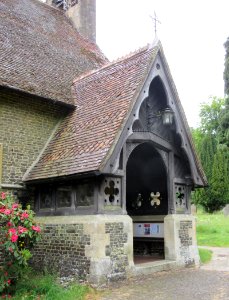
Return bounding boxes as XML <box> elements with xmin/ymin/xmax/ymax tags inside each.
<box><xmin>223</xmin><ymin>37</ymin><xmax>229</xmax><ymax>95</ymax></box>
<box><xmin>209</xmin><ymin>149</ymin><xmax>229</xmax><ymax>212</ymax></box>
<box><xmin>191</xmin><ymin>97</ymin><xmax>229</xmax><ymax>212</ymax></box>
<box><xmin>219</xmin><ymin>37</ymin><xmax>229</xmax><ymax>148</ymax></box>
<box><xmin>199</xmin><ymin>97</ymin><xmax>225</xmax><ymax>136</ymax></box>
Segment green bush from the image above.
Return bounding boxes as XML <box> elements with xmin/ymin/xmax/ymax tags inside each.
<box><xmin>198</xmin><ymin>248</ymin><xmax>213</xmax><ymax>264</ymax></box>
<box><xmin>0</xmin><ymin>192</ymin><xmax>41</xmax><ymax>296</ymax></box>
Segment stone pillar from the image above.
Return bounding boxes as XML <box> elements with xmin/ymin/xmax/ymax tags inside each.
<box><xmin>164</xmin><ymin>214</ymin><xmax>200</xmax><ymax>266</ymax></box>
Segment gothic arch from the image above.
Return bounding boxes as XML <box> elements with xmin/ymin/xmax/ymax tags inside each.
<box><xmin>126</xmin><ymin>142</ymin><xmax>168</xmax><ymax>216</ymax></box>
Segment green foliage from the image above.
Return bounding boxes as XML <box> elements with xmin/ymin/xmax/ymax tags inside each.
<box><xmin>196</xmin><ymin>211</ymin><xmax>229</xmax><ymax>247</ymax></box>
<box><xmin>198</xmin><ymin>248</ymin><xmax>213</xmax><ymax>264</ymax></box>
<box><xmin>224</xmin><ymin>37</ymin><xmax>229</xmax><ymax>95</ymax></box>
<box><xmin>209</xmin><ymin>149</ymin><xmax>229</xmax><ymax>210</ymax></box>
<box><xmin>218</xmin><ymin>97</ymin><xmax>229</xmax><ymax>147</ymax></box>
<box><xmin>0</xmin><ymin>192</ymin><xmax>41</xmax><ymax>296</ymax></box>
<box><xmin>191</xmin><ymin>97</ymin><xmax>229</xmax><ymax>212</ymax></box>
<box><xmin>199</xmin><ymin>97</ymin><xmax>225</xmax><ymax>136</ymax></box>
<box><xmin>10</xmin><ymin>270</ymin><xmax>91</xmax><ymax>300</ymax></box>
<box><xmin>221</xmin><ymin>37</ymin><xmax>229</xmax><ymax>147</ymax></box>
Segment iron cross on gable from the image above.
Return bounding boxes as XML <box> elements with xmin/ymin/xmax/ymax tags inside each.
<box><xmin>150</xmin><ymin>11</ymin><xmax>161</xmax><ymax>37</ymax></box>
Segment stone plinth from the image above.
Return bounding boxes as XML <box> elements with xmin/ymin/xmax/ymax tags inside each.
<box><xmin>164</xmin><ymin>214</ymin><xmax>200</xmax><ymax>266</ymax></box>
<box><xmin>32</xmin><ymin>215</ymin><xmax>133</xmax><ymax>285</ymax></box>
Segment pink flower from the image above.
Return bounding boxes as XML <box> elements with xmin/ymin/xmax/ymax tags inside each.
<box><xmin>18</xmin><ymin>226</ymin><xmax>28</xmax><ymax>234</ymax></box>
<box><xmin>11</xmin><ymin>234</ymin><xmax>18</xmax><ymax>243</ymax></box>
<box><xmin>32</xmin><ymin>225</ymin><xmax>41</xmax><ymax>232</ymax></box>
<box><xmin>3</xmin><ymin>209</ymin><xmax>11</xmax><ymax>215</ymax></box>
<box><xmin>12</xmin><ymin>203</ymin><xmax>19</xmax><ymax>210</ymax></box>
<box><xmin>6</xmin><ymin>222</ymin><xmax>13</xmax><ymax>227</ymax></box>
<box><xmin>0</xmin><ymin>207</ymin><xmax>6</xmax><ymax>213</ymax></box>
<box><xmin>21</xmin><ymin>212</ymin><xmax>29</xmax><ymax>219</ymax></box>
<box><xmin>1</xmin><ymin>192</ymin><xmax>6</xmax><ymax>200</ymax></box>
<box><xmin>7</xmin><ymin>279</ymin><xmax>11</xmax><ymax>285</ymax></box>
<box><xmin>8</xmin><ymin>228</ymin><xmax>17</xmax><ymax>235</ymax></box>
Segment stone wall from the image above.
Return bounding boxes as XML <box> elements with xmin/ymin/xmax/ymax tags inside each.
<box><xmin>31</xmin><ymin>215</ymin><xmax>133</xmax><ymax>285</ymax></box>
<box><xmin>0</xmin><ymin>88</ymin><xmax>69</xmax><ymax>186</ymax></box>
<box><xmin>31</xmin><ymin>223</ymin><xmax>91</xmax><ymax>280</ymax></box>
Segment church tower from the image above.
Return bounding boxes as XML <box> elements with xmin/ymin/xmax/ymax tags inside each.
<box><xmin>47</xmin><ymin>0</ymin><xmax>96</xmax><ymax>42</ymax></box>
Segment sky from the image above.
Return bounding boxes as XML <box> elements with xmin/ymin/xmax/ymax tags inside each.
<box><xmin>96</xmin><ymin>0</ymin><xmax>229</xmax><ymax>127</ymax></box>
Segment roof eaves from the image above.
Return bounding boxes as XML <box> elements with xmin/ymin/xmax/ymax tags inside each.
<box><xmin>0</xmin><ymin>83</ymin><xmax>76</xmax><ymax>109</ymax></box>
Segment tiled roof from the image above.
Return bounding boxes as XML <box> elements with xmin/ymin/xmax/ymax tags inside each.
<box><xmin>25</xmin><ymin>45</ymin><xmax>158</xmax><ymax>181</ymax></box>
<box><xmin>0</xmin><ymin>0</ymin><xmax>107</xmax><ymax>106</ymax></box>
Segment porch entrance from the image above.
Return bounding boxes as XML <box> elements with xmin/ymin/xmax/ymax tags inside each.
<box><xmin>126</xmin><ymin>142</ymin><xmax>168</xmax><ymax>264</ymax></box>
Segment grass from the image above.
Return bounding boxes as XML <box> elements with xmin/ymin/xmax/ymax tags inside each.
<box><xmin>8</xmin><ymin>270</ymin><xmax>96</xmax><ymax>300</ymax></box>
<box><xmin>196</xmin><ymin>210</ymin><xmax>229</xmax><ymax>247</ymax></box>
<box><xmin>198</xmin><ymin>248</ymin><xmax>213</xmax><ymax>264</ymax></box>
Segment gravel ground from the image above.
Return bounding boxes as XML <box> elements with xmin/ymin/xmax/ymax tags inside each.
<box><xmin>99</xmin><ymin>269</ymin><xmax>229</xmax><ymax>300</ymax></box>
<box><xmin>98</xmin><ymin>247</ymin><xmax>229</xmax><ymax>300</ymax></box>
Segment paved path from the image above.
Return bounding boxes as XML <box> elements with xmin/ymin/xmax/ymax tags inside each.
<box><xmin>199</xmin><ymin>246</ymin><xmax>229</xmax><ymax>272</ymax></box>
<box><xmin>98</xmin><ymin>247</ymin><xmax>229</xmax><ymax>300</ymax></box>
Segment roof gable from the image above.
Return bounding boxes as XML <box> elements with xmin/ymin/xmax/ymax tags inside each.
<box><xmin>101</xmin><ymin>44</ymin><xmax>207</xmax><ymax>187</ymax></box>
<box><xmin>0</xmin><ymin>0</ymin><xmax>107</xmax><ymax>106</ymax></box>
<box><xmin>24</xmin><ymin>41</ymin><xmax>207</xmax><ymax>186</ymax></box>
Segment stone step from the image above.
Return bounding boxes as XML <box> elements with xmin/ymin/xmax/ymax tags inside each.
<box><xmin>132</xmin><ymin>260</ymin><xmax>177</xmax><ymax>276</ymax></box>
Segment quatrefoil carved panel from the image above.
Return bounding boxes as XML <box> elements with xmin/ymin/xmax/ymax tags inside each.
<box><xmin>103</xmin><ymin>178</ymin><xmax>121</xmax><ymax>206</ymax></box>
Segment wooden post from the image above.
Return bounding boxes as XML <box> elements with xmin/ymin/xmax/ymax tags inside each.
<box><xmin>168</xmin><ymin>151</ymin><xmax>175</xmax><ymax>214</ymax></box>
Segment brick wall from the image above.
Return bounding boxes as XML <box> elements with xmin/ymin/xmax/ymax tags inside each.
<box><xmin>0</xmin><ymin>88</ymin><xmax>69</xmax><ymax>185</ymax></box>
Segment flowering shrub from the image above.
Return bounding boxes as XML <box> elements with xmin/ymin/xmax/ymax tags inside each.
<box><xmin>0</xmin><ymin>192</ymin><xmax>41</xmax><ymax>295</ymax></box>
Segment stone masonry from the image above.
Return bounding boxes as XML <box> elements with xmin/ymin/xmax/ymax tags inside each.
<box><xmin>105</xmin><ymin>223</ymin><xmax>129</xmax><ymax>281</ymax></box>
<box><xmin>31</xmin><ymin>223</ymin><xmax>91</xmax><ymax>280</ymax></box>
<box><xmin>31</xmin><ymin>215</ymin><xmax>133</xmax><ymax>285</ymax></box>
<box><xmin>0</xmin><ymin>89</ymin><xmax>69</xmax><ymax>186</ymax></box>
<box><xmin>164</xmin><ymin>214</ymin><xmax>200</xmax><ymax>266</ymax></box>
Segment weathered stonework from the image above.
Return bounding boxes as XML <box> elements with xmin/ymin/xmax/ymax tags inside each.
<box><xmin>105</xmin><ymin>222</ymin><xmax>128</xmax><ymax>281</ymax></box>
<box><xmin>31</xmin><ymin>223</ymin><xmax>91</xmax><ymax>280</ymax></box>
<box><xmin>179</xmin><ymin>220</ymin><xmax>194</xmax><ymax>265</ymax></box>
<box><xmin>164</xmin><ymin>214</ymin><xmax>200</xmax><ymax>267</ymax></box>
<box><xmin>0</xmin><ymin>89</ymin><xmax>68</xmax><ymax>186</ymax></box>
<box><xmin>31</xmin><ymin>215</ymin><xmax>133</xmax><ymax>285</ymax></box>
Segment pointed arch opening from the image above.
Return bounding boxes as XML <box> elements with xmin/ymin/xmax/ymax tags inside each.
<box><xmin>126</xmin><ymin>142</ymin><xmax>168</xmax><ymax>216</ymax></box>
<box><xmin>126</xmin><ymin>142</ymin><xmax>168</xmax><ymax>263</ymax></box>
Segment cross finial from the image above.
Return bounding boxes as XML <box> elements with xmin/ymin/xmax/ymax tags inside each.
<box><xmin>150</xmin><ymin>11</ymin><xmax>161</xmax><ymax>37</ymax></box>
